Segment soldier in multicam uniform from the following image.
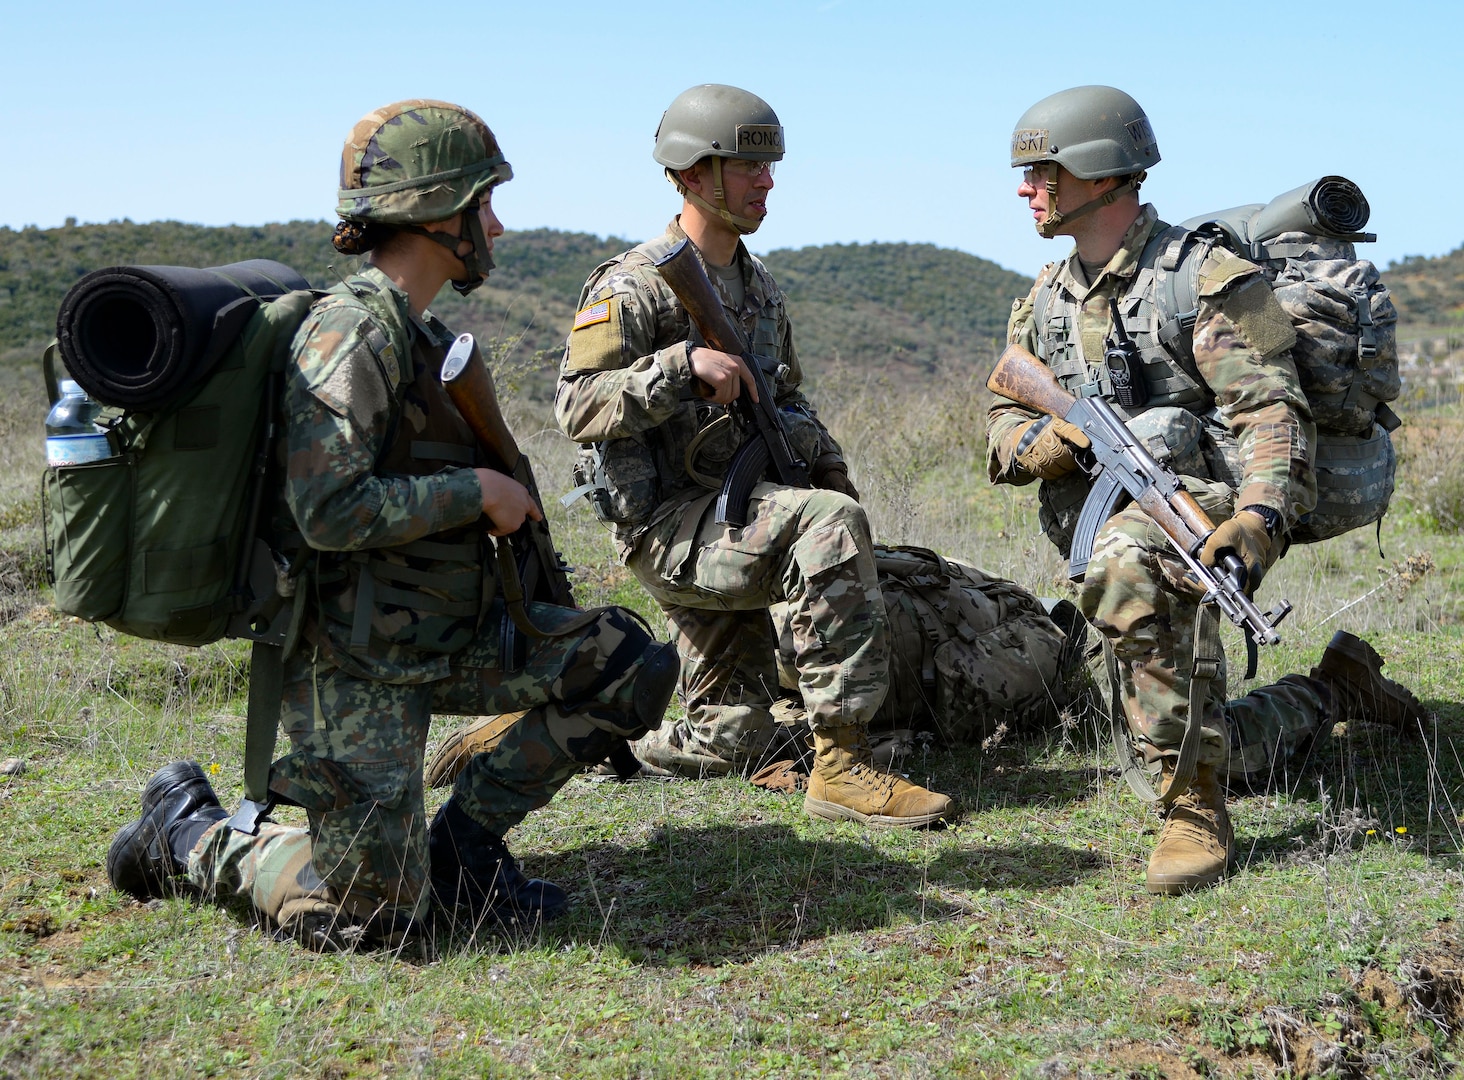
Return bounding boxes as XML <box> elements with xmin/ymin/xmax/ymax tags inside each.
<box><xmin>988</xmin><ymin>86</ymin><xmax>1424</xmax><ymax>893</ymax></box>
<box><xmin>105</xmin><ymin>100</ymin><xmax>679</xmax><ymax>948</ymax></box>
<box><xmin>552</xmin><ymin>84</ymin><xmax>951</xmax><ymax>827</ymax></box>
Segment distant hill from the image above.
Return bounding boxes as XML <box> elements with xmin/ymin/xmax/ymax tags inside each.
<box><xmin>1385</xmin><ymin>245</ymin><xmax>1464</xmax><ymax>331</ymax></box>
<box><xmin>0</xmin><ymin>220</ymin><xmax>1029</xmax><ymax>394</ymax></box>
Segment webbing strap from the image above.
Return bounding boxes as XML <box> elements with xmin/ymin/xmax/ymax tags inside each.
<box><xmin>492</xmin><ymin>538</ymin><xmax>605</xmax><ymax>642</ymax></box>
<box><xmin>229</xmin><ymin>641</ymin><xmax>284</xmax><ymax>835</ymax></box>
<box><xmin>351</xmin><ymin>561</ymin><xmax>375</xmax><ymax>650</ymax></box>
<box><xmin>1110</xmin><ymin>603</ymin><xmax>1221</xmax><ymax>807</ymax></box>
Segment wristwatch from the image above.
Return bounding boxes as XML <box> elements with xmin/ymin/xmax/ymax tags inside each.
<box><xmin>1240</xmin><ymin>504</ymin><xmax>1284</xmax><ymax>539</ymax></box>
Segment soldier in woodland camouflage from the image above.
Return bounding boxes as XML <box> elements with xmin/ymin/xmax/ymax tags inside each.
<box><xmin>545</xmin><ymin>84</ymin><xmax>953</xmax><ymax>828</ymax></box>
<box><xmin>988</xmin><ymin>86</ymin><xmax>1423</xmax><ymax>894</ymax></box>
<box><xmin>106</xmin><ymin>100</ymin><xmax>678</xmax><ymax>948</ymax></box>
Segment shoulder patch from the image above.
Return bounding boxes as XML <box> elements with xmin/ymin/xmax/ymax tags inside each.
<box><xmin>1197</xmin><ymin>253</ymin><xmax>1263</xmax><ymax>298</ymax></box>
<box><xmin>565</xmin><ymin>293</ymin><xmax>627</xmax><ymax>372</ymax></box>
<box><xmin>573</xmin><ymin>298</ymin><xmax>613</xmax><ymax>331</ymax></box>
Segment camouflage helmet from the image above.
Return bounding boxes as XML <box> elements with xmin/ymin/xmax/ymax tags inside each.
<box><xmin>336</xmin><ymin>99</ymin><xmax>512</xmax><ymax>226</ymax></box>
<box><xmin>654</xmin><ymin>85</ymin><xmax>783</xmax><ymax>235</ymax></box>
<box><xmin>1011</xmin><ymin>86</ymin><xmax>1156</xmax><ymax>238</ymax></box>
<box><xmin>653</xmin><ymin>84</ymin><xmax>785</xmax><ymax>170</ymax></box>
<box><xmin>1010</xmin><ymin>85</ymin><xmax>1159</xmax><ymax>180</ymax></box>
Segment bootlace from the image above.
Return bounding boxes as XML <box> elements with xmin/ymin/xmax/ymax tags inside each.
<box><xmin>846</xmin><ymin>762</ymin><xmax>900</xmax><ymax>796</ymax></box>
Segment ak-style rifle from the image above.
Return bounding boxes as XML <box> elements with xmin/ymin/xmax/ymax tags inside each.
<box><xmin>653</xmin><ymin>239</ymin><xmax>809</xmax><ymax>527</ymax></box>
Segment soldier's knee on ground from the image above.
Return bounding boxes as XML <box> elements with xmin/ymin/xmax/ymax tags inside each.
<box><xmin>267</xmin><ymin>750</ymin><xmax>428</xmax><ymax>922</ymax></box>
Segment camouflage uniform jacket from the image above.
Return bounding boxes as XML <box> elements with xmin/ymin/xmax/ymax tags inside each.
<box><xmin>555</xmin><ymin>218</ymin><xmax>845</xmax><ymax>553</ymax></box>
<box><xmin>281</xmin><ymin>264</ymin><xmax>489</xmax><ymax>684</ymax></box>
<box><xmin>988</xmin><ymin>203</ymin><xmax>1318</xmax><ymax>555</ymax></box>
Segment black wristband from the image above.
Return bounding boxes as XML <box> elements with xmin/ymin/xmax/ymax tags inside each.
<box><xmin>1240</xmin><ymin>504</ymin><xmax>1284</xmax><ymax>539</ymax></box>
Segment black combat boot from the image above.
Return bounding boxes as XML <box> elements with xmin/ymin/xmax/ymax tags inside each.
<box><xmin>1311</xmin><ymin>631</ymin><xmax>1426</xmax><ymax>729</ymax></box>
<box><xmin>427</xmin><ymin>799</ymin><xmax>567</xmax><ymax>925</ymax></box>
<box><xmin>106</xmin><ymin>762</ymin><xmax>229</xmax><ymax>900</ymax></box>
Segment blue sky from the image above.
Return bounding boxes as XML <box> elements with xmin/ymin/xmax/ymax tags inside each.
<box><xmin>3</xmin><ymin>0</ymin><xmax>1456</xmax><ymax>278</ymax></box>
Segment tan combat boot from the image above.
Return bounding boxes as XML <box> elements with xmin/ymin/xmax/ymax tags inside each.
<box><xmin>804</xmin><ymin>725</ymin><xmax>954</xmax><ymax>828</ymax></box>
<box><xmin>1145</xmin><ymin>764</ymin><xmax>1234</xmax><ymax>895</ymax></box>
<box><xmin>1311</xmin><ymin>630</ymin><xmax>1425</xmax><ymax>729</ymax></box>
<box><xmin>424</xmin><ymin>712</ymin><xmax>529</xmax><ymax>789</ymax></box>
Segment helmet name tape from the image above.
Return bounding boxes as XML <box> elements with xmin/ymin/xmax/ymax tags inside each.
<box><xmin>735</xmin><ymin>125</ymin><xmax>784</xmax><ymax>153</ymax></box>
<box><xmin>1125</xmin><ymin>117</ymin><xmax>1156</xmax><ymax>153</ymax></box>
<box><xmin>1011</xmin><ymin>128</ymin><xmax>1050</xmax><ymax>160</ymax></box>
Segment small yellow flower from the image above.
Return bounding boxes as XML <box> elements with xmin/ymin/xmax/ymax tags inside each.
<box><xmin>207</xmin><ymin>762</ymin><xmax>222</xmax><ymax>777</ymax></box>
<box><xmin>1395</xmin><ymin>826</ymin><xmax>1408</xmax><ymax>836</ymax></box>
<box><xmin>1366</xmin><ymin>829</ymin><xmax>1377</xmax><ymax>836</ymax></box>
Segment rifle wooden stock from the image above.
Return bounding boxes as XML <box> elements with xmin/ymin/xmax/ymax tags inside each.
<box><xmin>988</xmin><ymin>344</ymin><xmax>1086</xmax><ymax>424</ymax></box>
<box><xmin>442</xmin><ymin>337</ymin><xmax>520</xmax><ymax>474</ymax></box>
<box><xmin>653</xmin><ymin>239</ymin><xmax>810</xmax><ymax>527</ymax></box>
<box><xmin>442</xmin><ymin>333</ymin><xmax>575</xmax><ymax>617</ymax></box>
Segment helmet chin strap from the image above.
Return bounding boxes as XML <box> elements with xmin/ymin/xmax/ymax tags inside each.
<box><xmin>402</xmin><ymin>199</ymin><xmax>496</xmax><ymax>294</ymax></box>
<box><xmin>672</xmin><ymin>160</ymin><xmax>763</xmax><ymax>235</ymax></box>
<box><xmin>1036</xmin><ymin>171</ymin><xmax>1145</xmax><ymax>239</ymax></box>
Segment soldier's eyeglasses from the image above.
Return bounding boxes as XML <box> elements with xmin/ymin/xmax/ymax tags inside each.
<box><xmin>723</xmin><ymin>159</ymin><xmax>776</xmax><ymax>179</ymax></box>
<box><xmin>1021</xmin><ymin>165</ymin><xmax>1051</xmax><ymax>187</ymax></box>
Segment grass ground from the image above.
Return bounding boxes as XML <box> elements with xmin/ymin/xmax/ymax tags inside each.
<box><xmin>2</xmin><ymin>350</ymin><xmax>1463</xmax><ymax>1078</ymax></box>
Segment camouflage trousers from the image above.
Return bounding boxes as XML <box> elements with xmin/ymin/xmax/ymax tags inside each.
<box><xmin>1079</xmin><ymin>491</ymin><xmax>1329</xmax><ymax>784</ymax></box>
<box><xmin>186</xmin><ymin>600</ymin><xmax>657</xmax><ymax>936</ymax></box>
<box><xmin>625</xmin><ymin>484</ymin><xmax>887</xmax><ymax>774</ymax></box>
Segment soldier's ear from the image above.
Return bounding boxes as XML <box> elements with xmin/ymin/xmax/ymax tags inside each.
<box><xmin>678</xmin><ymin>162</ymin><xmax>709</xmax><ymax>197</ymax></box>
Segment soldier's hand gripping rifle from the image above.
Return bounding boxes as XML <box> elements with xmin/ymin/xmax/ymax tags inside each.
<box><xmin>988</xmin><ymin>344</ymin><xmax>1292</xmax><ymax>670</ymax></box>
<box><xmin>653</xmin><ymin>239</ymin><xmax>810</xmax><ymax>527</ymax></box>
<box><xmin>442</xmin><ymin>333</ymin><xmax>586</xmax><ymax>656</ymax></box>
<box><xmin>443</xmin><ymin>333</ymin><xmax>646</xmax><ymax>779</ymax></box>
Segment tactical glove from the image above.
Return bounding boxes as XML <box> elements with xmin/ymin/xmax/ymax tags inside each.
<box><xmin>1011</xmin><ymin>416</ymin><xmax>1091</xmax><ymax>481</ymax></box>
<box><xmin>811</xmin><ymin>454</ymin><xmax>860</xmax><ymax>501</ymax></box>
<box><xmin>1199</xmin><ymin>509</ymin><xmax>1274</xmax><ymax>593</ymax></box>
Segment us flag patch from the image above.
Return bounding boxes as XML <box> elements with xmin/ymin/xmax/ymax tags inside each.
<box><xmin>573</xmin><ymin>300</ymin><xmax>612</xmax><ymax>331</ymax></box>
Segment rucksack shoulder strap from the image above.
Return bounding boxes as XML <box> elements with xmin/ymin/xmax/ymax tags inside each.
<box><xmin>1145</xmin><ymin>225</ymin><xmax>1210</xmax><ymax>362</ymax></box>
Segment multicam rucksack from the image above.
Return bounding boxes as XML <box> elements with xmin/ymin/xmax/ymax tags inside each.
<box><xmin>1030</xmin><ymin>176</ymin><xmax>1401</xmax><ymax>545</ymax></box>
<box><xmin>772</xmin><ymin>544</ymin><xmax>1087</xmax><ymax>745</ymax></box>
<box><xmin>1161</xmin><ymin>176</ymin><xmax>1401</xmax><ymax>543</ymax></box>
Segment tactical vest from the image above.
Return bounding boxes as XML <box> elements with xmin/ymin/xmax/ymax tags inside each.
<box><xmin>571</xmin><ymin>236</ymin><xmax>814</xmax><ymax>539</ymax></box>
<box><xmin>292</xmin><ymin>284</ymin><xmax>490</xmax><ymax>662</ymax></box>
<box><xmin>1029</xmin><ymin>228</ymin><xmax>1243</xmax><ymax>554</ymax></box>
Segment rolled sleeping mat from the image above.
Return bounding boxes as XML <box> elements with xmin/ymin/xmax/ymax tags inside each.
<box><xmin>1247</xmin><ymin>175</ymin><xmax>1372</xmax><ymax>243</ymax></box>
<box><xmin>56</xmin><ymin>259</ymin><xmax>311</xmax><ymax>410</ymax></box>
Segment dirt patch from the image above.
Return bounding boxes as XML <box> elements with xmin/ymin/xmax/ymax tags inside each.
<box><xmin>7</xmin><ymin>911</ymin><xmax>58</xmax><ymax>938</ymax></box>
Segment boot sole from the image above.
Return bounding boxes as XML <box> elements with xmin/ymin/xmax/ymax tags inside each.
<box><xmin>804</xmin><ymin>797</ymin><xmax>949</xmax><ymax>829</ymax></box>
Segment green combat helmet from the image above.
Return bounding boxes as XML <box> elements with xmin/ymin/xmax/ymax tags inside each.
<box><xmin>653</xmin><ymin>84</ymin><xmax>784</xmax><ymax>235</ymax></box>
<box><xmin>337</xmin><ymin>99</ymin><xmax>513</xmax><ymax>294</ymax></box>
<box><xmin>1011</xmin><ymin>86</ymin><xmax>1159</xmax><ymax>238</ymax></box>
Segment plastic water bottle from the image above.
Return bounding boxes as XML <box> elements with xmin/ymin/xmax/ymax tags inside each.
<box><xmin>45</xmin><ymin>380</ymin><xmax>114</xmax><ymax>467</ymax></box>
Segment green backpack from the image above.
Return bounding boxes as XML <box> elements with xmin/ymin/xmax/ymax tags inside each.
<box><xmin>44</xmin><ymin>262</ymin><xmax>319</xmax><ymax>647</ymax></box>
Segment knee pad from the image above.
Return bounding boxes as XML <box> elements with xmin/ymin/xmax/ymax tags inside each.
<box><xmin>633</xmin><ymin>641</ymin><xmax>680</xmax><ymax>732</ymax></box>
<box><xmin>555</xmin><ymin>606</ymin><xmax>655</xmax><ymax>714</ymax></box>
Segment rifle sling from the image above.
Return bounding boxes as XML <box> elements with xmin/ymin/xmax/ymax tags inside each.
<box><xmin>493</xmin><ymin>537</ymin><xmax>607</xmax><ymax>642</ymax></box>
<box><xmin>226</xmin><ymin>639</ymin><xmax>285</xmax><ymax>837</ymax></box>
<box><xmin>1110</xmin><ymin>602</ymin><xmax>1221</xmax><ymax>808</ymax></box>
